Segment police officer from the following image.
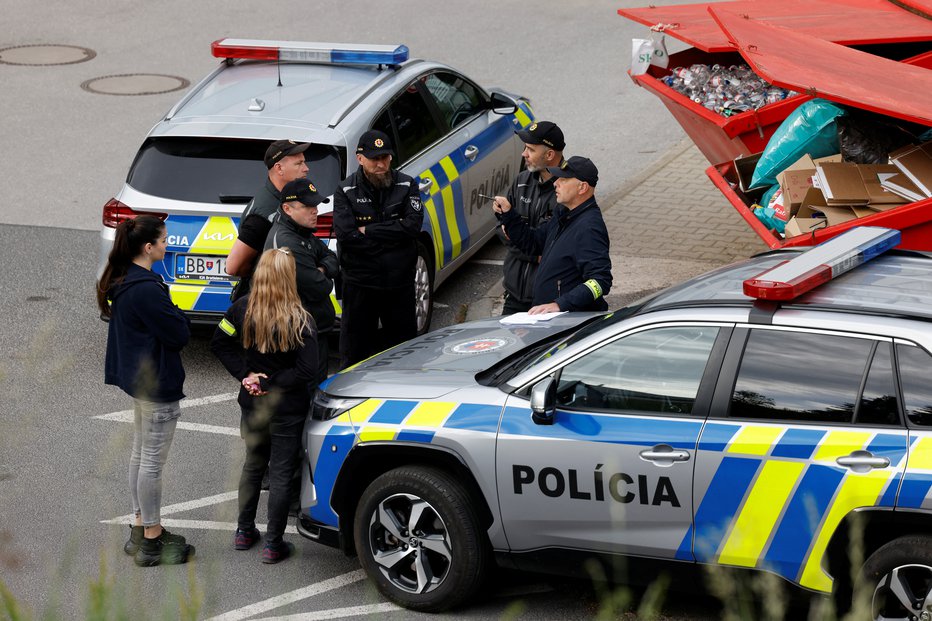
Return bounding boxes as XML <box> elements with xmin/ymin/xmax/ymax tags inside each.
<box><xmin>265</xmin><ymin>178</ymin><xmax>339</xmax><ymax>383</ymax></box>
<box><xmin>493</xmin><ymin>156</ymin><xmax>612</xmax><ymax>314</ymax></box>
<box><xmin>227</xmin><ymin>140</ymin><xmax>311</xmax><ymax>300</ymax></box>
<box><xmin>493</xmin><ymin>121</ymin><xmax>565</xmax><ymax>314</ymax></box>
<box><xmin>333</xmin><ymin>130</ymin><xmax>424</xmax><ymax>368</ymax></box>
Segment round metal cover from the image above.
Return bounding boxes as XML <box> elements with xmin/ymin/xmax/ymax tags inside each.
<box><xmin>80</xmin><ymin>73</ymin><xmax>190</xmax><ymax>96</ymax></box>
<box><xmin>0</xmin><ymin>44</ymin><xmax>96</xmax><ymax>66</ymax></box>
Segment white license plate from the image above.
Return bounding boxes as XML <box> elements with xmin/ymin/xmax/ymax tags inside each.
<box><xmin>175</xmin><ymin>254</ymin><xmax>233</xmax><ymax>281</ymax></box>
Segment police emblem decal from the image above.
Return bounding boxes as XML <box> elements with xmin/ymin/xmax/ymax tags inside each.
<box><xmin>411</xmin><ymin>196</ymin><xmax>422</xmax><ymax>212</ymax></box>
<box><xmin>445</xmin><ymin>337</ymin><xmax>514</xmax><ymax>355</ymax></box>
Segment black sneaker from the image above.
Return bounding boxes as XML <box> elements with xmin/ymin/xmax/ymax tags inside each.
<box><xmin>134</xmin><ymin>528</ymin><xmax>195</xmax><ymax>567</ymax></box>
<box><xmin>233</xmin><ymin>526</ymin><xmax>261</xmax><ymax>551</ymax></box>
<box><xmin>123</xmin><ymin>525</ymin><xmax>143</xmax><ymax>556</ymax></box>
<box><xmin>260</xmin><ymin>541</ymin><xmax>295</xmax><ymax>564</ymax></box>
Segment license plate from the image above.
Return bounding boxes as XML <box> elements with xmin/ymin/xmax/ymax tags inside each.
<box><xmin>175</xmin><ymin>254</ymin><xmax>233</xmax><ymax>281</ymax></box>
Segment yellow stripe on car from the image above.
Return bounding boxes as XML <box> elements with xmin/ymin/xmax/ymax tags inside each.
<box><xmin>726</xmin><ymin>425</ymin><xmax>784</xmax><ymax>456</ymax></box>
<box><xmin>335</xmin><ymin>398</ymin><xmax>383</xmax><ymax>424</ymax></box>
<box><xmin>188</xmin><ymin>216</ymin><xmax>238</xmax><ymax>254</ymax></box>
<box><xmin>440</xmin><ymin>184</ymin><xmax>462</xmax><ymax>260</ymax></box>
<box><xmin>813</xmin><ymin>430</ymin><xmax>872</xmax><ymax>462</ymax></box>
<box><xmin>423</xmin><ymin>197</ymin><xmax>445</xmax><ymax>269</ymax></box>
<box><xmin>168</xmin><ymin>284</ymin><xmax>204</xmax><ymax>310</ymax></box>
<box><xmin>514</xmin><ymin>107</ymin><xmax>532</xmax><ymax>128</ymax></box>
<box><xmin>908</xmin><ymin>437</ymin><xmax>932</xmax><ymax>470</ymax></box>
<box><xmin>404</xmin><ymin>402</ymin><xmax>457</xmax><ymax>427</ymax></box>
<box><xmin>358</xmin><ymin>426</ymin><xmax>398</xmax><ymax>443</ymax></box>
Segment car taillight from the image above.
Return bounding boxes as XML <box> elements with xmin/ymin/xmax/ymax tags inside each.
<box><xmin>314</xmin><ymin>212</ymin><xmax>333</xmax><ymax>239</ymax></box>
<box><xmin>102</xmin><ymin>199</ymin><xmax>168</xmax><ymax>228</ymax></box>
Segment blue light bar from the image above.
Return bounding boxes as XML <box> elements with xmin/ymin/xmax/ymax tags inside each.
<box><xmin>212</xmin><ymin>39</ymin><xmax>409</xmax><ymax>65</ymax></box>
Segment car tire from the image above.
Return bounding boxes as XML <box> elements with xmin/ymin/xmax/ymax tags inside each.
<box><xmin>353</xmin><ymin>465</ymin><xmax>489</xmax><ymax>612</ymax></box>
<box><xmin>414</xmin><ymin>241</ymin><xmax>434</xmax><ymax>336</ymax></box>
<box><xmin>857</xmin><ymin>535</ymin><xmax>932</xmax><ymax>619</ymax></box>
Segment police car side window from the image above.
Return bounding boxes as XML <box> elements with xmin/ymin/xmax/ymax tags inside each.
<box><xmin>555</xmin><ymin>326</ymin><xmax>719</xmax><ymax>415</ymax></box>
<box><xmin>423</xmin><ymin>72</ymin><xmax>484</xmax><ymax>130</ymax></box>
<box><xmin>856</xmin><ymin>342</ymin><xmax>899</xmax><ymax>427</ymax></box>
<box><xmin>896</xmin><ymin>343</ymin><xmax>932</xmax><ymax>426</ymax></box>
<box><xmin>379</xmin><ymin>86</ymin><xmax>444</xmax><ymax>165</ymax></box>
<box><xmin>730</xmin><ymin>330</ymin><xmax>873</xmax><ymax>424</ymax></box>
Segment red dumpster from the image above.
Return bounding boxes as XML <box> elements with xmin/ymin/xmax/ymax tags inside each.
<box><xmin>703</xmin><ymin>8</ymin><xmax>932</xmax><ymax>249</ymax></box>
<box><xmin>620</xmin><ymin>0</ymin><xmax>932</xmax><ymax>164</ymax></box>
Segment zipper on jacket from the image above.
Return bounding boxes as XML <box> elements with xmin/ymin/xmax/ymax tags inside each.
<box><xmin>557</xmin><ymin>279</ymin><xmax>561</xmax><ymax>297</ymax></box>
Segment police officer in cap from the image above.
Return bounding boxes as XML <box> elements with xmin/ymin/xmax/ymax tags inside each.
<box><xmin>227</xmin><ymin>140</ymin><xmax>311</xmax><ymax>300</ymax></box>
<box><xmin>333</xmin><ymin>130</ymin><xmax>424</xmax><ymax>368</ymax></box>
<box><xmin>493</xmin><ymin>121</ymin><xmax>565</xmax><ymax>314</ymax></box>
<box><xmin>265</xmin><ymin>178</ymin><xmax>339</xmax><ymax>383</ymax></box>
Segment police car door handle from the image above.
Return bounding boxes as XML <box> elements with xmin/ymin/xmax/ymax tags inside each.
<box><xmin>464</xmin><ymin>145</ymin><xmax>479</xmax><ymax>161</ymax></box>
<box><xmin>418</xmin><ymin>178</ymin><xmax>433</xmax><ymax>193</ymax></box>
<box><xmin>639</xmin><ymin>445</ymin><xmax>690</xmax><ymax>465</ymax></box>
<box><xmin>836</xmin><ymin>450</ymin><xmax>890</xmax><ymax>473</ymax></box>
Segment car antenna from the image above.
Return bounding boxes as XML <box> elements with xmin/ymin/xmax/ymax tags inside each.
<box><xmin>277</xmin><ymin>56</ymin><xmax>282</xmax><ymax>87</ymax></box>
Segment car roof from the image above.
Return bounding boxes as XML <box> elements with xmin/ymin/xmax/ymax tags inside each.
<box><xmin>152</xmin><ymin>58</ymin><xmax>438</xmax><ymax>141</ymax></box>
<box><xmin>641</xmin><ymin>249</ymin><xmax>932</xmax><ymax>321</ymax></box>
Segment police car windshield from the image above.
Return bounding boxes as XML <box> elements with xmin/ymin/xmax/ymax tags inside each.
<box><xmin>127</xmin><ymin>137</ymin><xmax>345</xmax><ymax>204</ymax></box>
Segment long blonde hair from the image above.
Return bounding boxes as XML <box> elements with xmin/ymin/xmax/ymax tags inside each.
<box><xmin>243</xmin><ymin>248</ymin><xmax>312</xmax><ymax>353</ymax></box>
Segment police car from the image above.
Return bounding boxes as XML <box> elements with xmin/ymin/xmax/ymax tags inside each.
<box><xmin>97</xmin><ymin>40</ymin><xmax>534</xmax><ymax>331</ymax></box>
<box><xmin>297</xmin><ymin>227</ymin><xmax>932</xmax><ymax>617</ymax></box>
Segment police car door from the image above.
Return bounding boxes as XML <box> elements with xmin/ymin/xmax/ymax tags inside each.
<box><xmin>496</xmin><ymin>324</ymin><xmax>728</xmax><ymax>558</ymax></box>
<box><xmin>420</xmin><ymin>71</ymin><xmax>513</xmax><ymax>269</ymax></box>
<box><xmin>691</xmin><ymin>327</ymin><xmax>908</xmax><ymax>592</ymax></box>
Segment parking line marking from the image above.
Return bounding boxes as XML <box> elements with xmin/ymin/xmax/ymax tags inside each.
<box><xmin>252</xmin><ymin>603</ymin><xmax>401</xmax><ymax>620</ymax></box>
<box><xmin>100</xmin><ymin>517</ymin><xmax>297</xmax><ymax>534</ymax></box>
<box><xmin>471</xmin><ymin>258</ymin><xmax>504</xmax><ymax>266</ymax></box>
<box><xmin>95</xmin><ymin>414</ymin><xmax>240</xmax><ymax>436</ymax></box>
<box><xmin>103</xmin><ymin>490</ymin><xmax>239</xmax><ymax>523</ymax></box>
<box><xmin>205</xmin><ymin>570</ymin><xmax>367</xmax><ymax>621</ymax></box>
<box><xmin>95</xmin><ymin>392</ymin><xmax>238</xmax><ymax>420</ymax></box>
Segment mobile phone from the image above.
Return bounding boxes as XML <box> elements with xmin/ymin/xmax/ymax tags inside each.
<box><xmin>478</xmin><ymin>193</ymin><xmax>496</xmax><ymax>203</ymax></box>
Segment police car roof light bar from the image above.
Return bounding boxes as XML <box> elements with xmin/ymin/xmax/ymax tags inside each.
<box><xmin>211</xmin><ymin>39</ymin><xmax>409</xmax><ymax>65</ymax></box>
<box><xmin>743</xmin><ymin>227</ymin><xmax>901</xmax><ymax>301</ymax></box>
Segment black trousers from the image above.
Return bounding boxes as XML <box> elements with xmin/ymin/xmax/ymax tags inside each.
<box><xmin>502</xmin><ymin>292</ymin><xmax>533</xmax><ymax>315</ymax></box>
<box><xmin>340</xmin><ymin>282</ymin><xmax>416</xmax><ymax>369</ymax></box>
<box><xmin>237</xmin><ymin>406</ymin><xmax>305</xmax><ymax>546</ymax></box>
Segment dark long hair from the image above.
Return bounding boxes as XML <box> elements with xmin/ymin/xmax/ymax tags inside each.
<box><xmin>96</xmin><ymin>215</ymin><xmax>165</xmax><ymax>317</ymax></box>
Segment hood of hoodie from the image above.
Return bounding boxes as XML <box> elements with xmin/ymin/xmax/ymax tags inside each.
<box><xmin>109</xmin><ymin>264</ymin><xmax>166</xmax><ymax>301</ymax></box>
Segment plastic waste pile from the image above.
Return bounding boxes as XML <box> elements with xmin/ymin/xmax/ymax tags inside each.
<box><xmin>662</xmin><ymin>64</ymin><xmax>795</xmax><ymax>117</ymax></box>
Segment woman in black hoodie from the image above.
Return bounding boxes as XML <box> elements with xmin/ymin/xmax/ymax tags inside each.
<box><xmin>211</xmin><ymin>247</ymin><xmax>318</xmax><ymax>563</ymax></box>
<box><xmin>97</xmin><ymin>215</ymin><xmax>194</xmax><ymax>567</ymax></box>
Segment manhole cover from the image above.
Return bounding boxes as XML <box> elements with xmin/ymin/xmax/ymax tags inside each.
<box><xmin>0</xmin><ymin>44</ymin><xmax>96</xmax><ymax>66</ymax></box>
<box><xmin>80</xmin><ymin>73</ymin><xmax>190</xmax><ymax>96</ymax></box>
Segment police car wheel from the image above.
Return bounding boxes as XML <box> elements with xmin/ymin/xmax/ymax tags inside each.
<box><xmin>415</xmin><ymin>242</ymin><xmax>434</xmax><ymax>336</ymax></box>
<box><xmin>354</xmin><ymin>465</ymin><xmax>488</xmax><ymax>612</ymax></box>
<box><xmin>857</xmin><ymin>535</ymin><xmax>932</xmax><ymax>620</ymax></box>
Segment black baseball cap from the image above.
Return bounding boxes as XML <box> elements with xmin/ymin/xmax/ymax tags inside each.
<box><xmin>264</xmin><ymin>139</ymin><xmax>310</xmax><ymax>169</ymax></box>
<box><xmin>547</xmin><ymin>156</ymin><xmax>599</xmax><ymax>187</ymax></box>
<box><xmin>281</xmin><ymin>179</ymin><xmax>330</xmax><ymax>207</ymax></box>
<box><xmin>356</xmin><ymin>130</ymin><xmax>394</xmax><ymax>158</ymax></box>
<box><xmin>516</xmin><ymin>121</ymin><xmax>565</xmax><ymax>151</ymax></box>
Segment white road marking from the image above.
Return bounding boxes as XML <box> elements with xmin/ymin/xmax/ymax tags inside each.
<box><xmin>103</xmin><ymin>490</ymin><xmax>239</xmax><ymax>523</ymax></box>
<box><xmin>471</xmin><ymin>258</ymin><xmax>504</xmax><ymax>266</ymax></box>
<box><xmin>252</xmin><ymin>603</ymin><xmax>401</xmax><ymax>620</ymax></box>
<box><xmin>100</xmin><ymin>517</ymin><xmax>297</xmax><ymax>535</ymax></box>
<box><xmin>205</xmin><ymin>570</ymin><xmax>368</xmax><ymax>621</ymax></box>
<box><xmin>94</xmin><ymin>393</ymin><xmax>240</xmax><ymax>435</ymax></box>
<box><xmin>432</xmin><ymin>302</ymin><xmax>449</xmax><ymax>309</ymax></box>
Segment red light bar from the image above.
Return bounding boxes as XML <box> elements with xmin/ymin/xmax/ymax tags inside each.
<box><xmin>211</xmin><ymin>40</ymin><xmax>278</xmax><ymax>61</ymax></box>
<box><xmin>743</xmin><ymin>227</ymin><xmax>900</xmax><ymax>300</ymax></box>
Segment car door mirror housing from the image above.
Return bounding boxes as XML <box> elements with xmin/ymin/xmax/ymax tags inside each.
<box><xmin>530</xmin><ymin>377</ymin><xmax>556</xmax><ymax>425</ymax></box>
<box><xmin>488</xmin><ymin>91</ymin><xmax>519</xmax><ymax>115</ymax></box>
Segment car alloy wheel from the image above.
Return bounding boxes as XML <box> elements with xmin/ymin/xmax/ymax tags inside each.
<box><xmin>414</xmin><ymin>242</ymin><xmax>434</xmax><ymax>335</ymax></box>
<box><xmin>871</xmin><ymin>564</ymin><xmax>932</xmax><ymax>620</ymax></box>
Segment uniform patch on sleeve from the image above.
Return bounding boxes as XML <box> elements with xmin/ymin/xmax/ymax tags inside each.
<box><xmin>219</xmin><ymin>318</ymin><xmax>237</xmax><ymax>336</ymax></box>
<box><xmin>584</xmin><ymin>279</ymin><xmax>603</xmax><ymax>299</ymax></box>
<box><xmin>410</xmin><ymin>195</ymin><xmax>422</xmax><ymax>212</ymax></box>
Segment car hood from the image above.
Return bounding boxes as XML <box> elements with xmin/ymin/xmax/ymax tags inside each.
<box><xmin>321</xmin><ymin>313</ymin><xmax>599</xmax><ymax>399</ymax></box>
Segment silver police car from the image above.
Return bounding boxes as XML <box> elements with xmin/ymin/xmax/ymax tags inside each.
<box><xmin>298</xmin><ymin>227</ymin><xmax>932</xmax><ymax>618</ymax></box>
<box><xmin>98</xmin><ymin>40</ymin><xmax>534</xmax><ymax>331</ymax></box>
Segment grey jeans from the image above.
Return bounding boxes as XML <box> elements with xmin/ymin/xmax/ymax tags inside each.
<box><xmin>129</xmin><ymin>399</ymin><xmax>181</xmax><ymax>527</ymax></box>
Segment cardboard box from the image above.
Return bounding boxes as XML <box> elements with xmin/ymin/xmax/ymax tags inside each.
<box><xmin>734</xmin><ymin>152</ymin><xmax>763</xmax><ymax>193</ymax></box>
<box><xmin>796</xmin><ymin>187</ymin><xmax>859</xmax><ymax>226</ymax></box>
<box><xmin>785</xmin><ymin>217</ymin><xmax>827</xmax><ymax>238</ymax></box>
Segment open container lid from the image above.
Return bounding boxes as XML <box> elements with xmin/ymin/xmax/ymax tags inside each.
<box><xmin>709</xmin><ymin>7</ymin><xmax>932</xmax><ymax>127</ymax></box>
<box><xmin>618</xmin><ymin>0</ymin><xmax>932</xmax><ymax>53</ymax></box>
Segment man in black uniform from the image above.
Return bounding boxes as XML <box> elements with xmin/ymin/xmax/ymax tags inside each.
<box><xmin>226</xmin><ymin>140</ymin><xmax>310</xmax><ymax>300</ymax></box>
<box><xmin>493</xmin><ymin>156</ymin><xmax>612</xmax><ymax>314</ymax></box>
<box><xmin>265</xmin><ymin>179</ymin><xmax>339</xmax><ymax>383</ymax></box>
<box><xmin>333</xmin><ymin>130</ymin><xmax>424</xmax><ymax>368</ymax></box>
<box><xmin>493</xmin><ymin>121</ymin><xmax>565</xmax><ymax>314</ymax></box>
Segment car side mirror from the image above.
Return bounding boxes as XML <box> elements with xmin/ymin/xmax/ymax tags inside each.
<box><xmin>530</xmin><ymin>377</ymin><xmax>556</xmax><ymax>425</ymax></box>
<box><xmin>488</xmin><ymin>91</ymin><xmax>519</xmax><ymax>115</ymax></box>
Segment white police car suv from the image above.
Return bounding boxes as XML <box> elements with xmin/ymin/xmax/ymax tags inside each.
<box><xmin>98</xmin><ymin>40</ymin><xmax>534</xmax><ymax>330</ymax></box>
<box><xmin>298</xmin><ymin>227</ymin><xmax>932</xmax><ymax>617</ymax></box>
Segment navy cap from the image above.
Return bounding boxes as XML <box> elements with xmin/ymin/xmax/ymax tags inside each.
<box><xmin>356</xmin><ymin>130</ymin><xmax>393</xmax><ymax>158</ymax></box>
<box><xmin>281</xmin><ymin>179</ymin><xmax>330</xmax><ymax>207</ymax></box>
<box><xmin>547</xmin><ymin>156</ymin><xmax>598</xmax><ymax>187</ymax></box>
<box><xmin>264</xmin><ymin>139</ymin><xmax>310</xmax><ymax>169</ymax></box>
<box><xmin>516</xmin><ymin>121</ymin><xmax>565</xmax><ymax>151</ymax></box>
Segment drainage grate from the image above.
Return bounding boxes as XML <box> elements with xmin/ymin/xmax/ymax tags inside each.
<box><xmin>80</xmin><ymin>73</ymin><xmax>190</xmax><ymax>96</ymax></box>
<box><xmin>0</xmin><ymin>44</ymin><xmax>96</xmax><ymax>66</ymax></box>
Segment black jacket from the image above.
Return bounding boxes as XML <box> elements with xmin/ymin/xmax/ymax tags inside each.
<box><xmin>231</xmin><ymin>178</ymin><xmax>281</xmax><ymax>302</ymax></box>
<box><xmin>264</xmin><ymin>209</ymin><xmax>339</xmax><ymax>332</ymax></box>
<box><xmin>501</xmin><ymin>197</ymin><xmax>612</xmax><ymax>311</ymax></box>
<box><xmin>495</xmin><ymin>169</ymin><xmax>557</xmax><ymax>304</ymax></box>
<box><xmin>333</xmin><ymin>169</ymin><xmax>424</xmax><ymax>289</ymax></box>
<box><xmin>210</xmin><ymin>296</ymin><xmax>318</xmax><ymax>415</ymax></box>
<box><xmin>105</xmin><ymin>264</ymin><xmax>190</xmax><ymax>402</ymax></box>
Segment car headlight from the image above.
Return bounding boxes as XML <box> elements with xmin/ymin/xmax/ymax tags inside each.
<box><xmin>311</xmin><ymin>390</ymin><xmax>366</xmax><ymax>421</ymax></box>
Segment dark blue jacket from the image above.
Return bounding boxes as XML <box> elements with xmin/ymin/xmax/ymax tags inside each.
<box><xmin>105</xmin><ymin>264</ymin><xmax>190</xmax><ymax>402</ymax></box>
<box><xmin>501</xmin><ymin>197</ymin><xmax>612</xmax><ymax>311</ymax></box>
